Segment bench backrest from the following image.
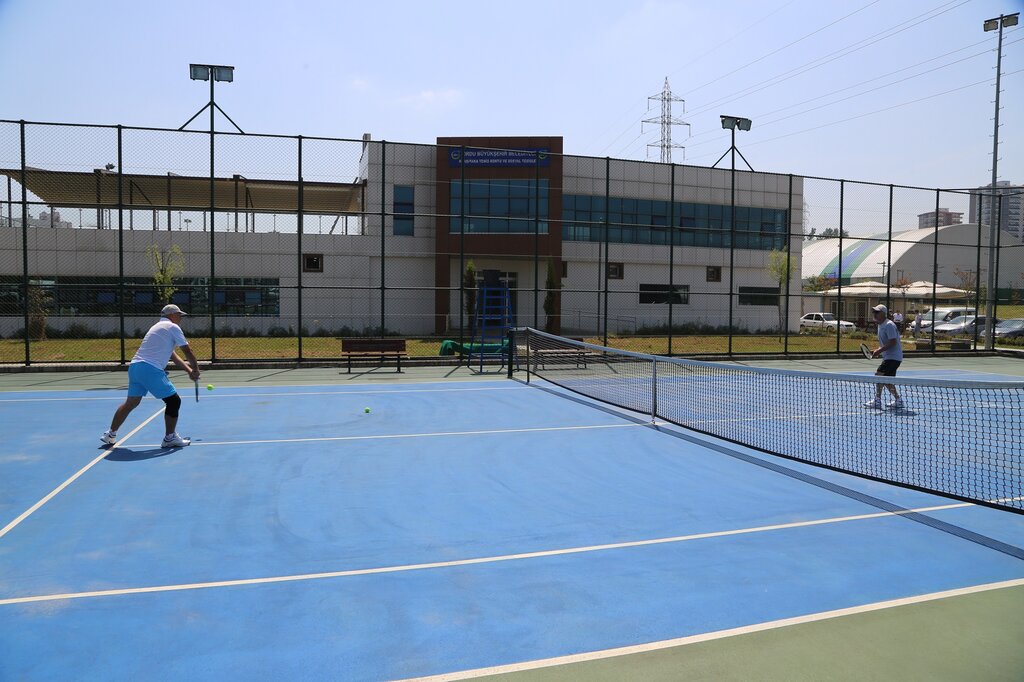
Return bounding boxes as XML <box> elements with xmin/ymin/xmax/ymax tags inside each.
<box><xmin>341</xmin><ymin>338</ymin><xmax>407</xmax><ymax>353</ymax></box>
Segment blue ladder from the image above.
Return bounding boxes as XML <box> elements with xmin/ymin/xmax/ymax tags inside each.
<box><xmin>469</xmin><ymin>285</ymin><xmax>513</xmax><ymax>372</ymax></box>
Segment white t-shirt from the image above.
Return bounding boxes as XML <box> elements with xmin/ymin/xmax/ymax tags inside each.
<box><xmin>877</xmin><ymin>319</ymin><xmax>903</xmax><ymax>361</ymax></box>
<box><xmin>131</xmin><ymin>318</ymin><xmax>188</xmax><ymax>369</ymax></box>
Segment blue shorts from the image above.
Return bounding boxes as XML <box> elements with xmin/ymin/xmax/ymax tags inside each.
<box><xmin>127</xmin><ymin>362</ymin><xmax>177</xmax><ymax>399</ymax></box>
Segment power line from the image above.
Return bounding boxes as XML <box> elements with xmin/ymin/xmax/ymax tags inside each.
<box><xmin>597</xmin><ymin>0</ymin><xmax>967</xmax><ymax>159</ymax></box>
<box><xmin>686</xmin><ymin>0</ymin><xmax>885</xmax><ymax>96</ymax></box>
<box><xmin>681</xmin><ymin>35</ymin><xmax>1021</xmax><ymax>149</ymax></box>
<box><xmin>582</xmin><ymin>0</ymin><xmax>800</xmax><ymax>155</ymax></box>
<box><xmin>685</xmin><ymin>70</ymin><xmax>1024</xmax><ymax>163</ymax></box>
<box><xmin>683</xmin><ymin>0</ymin><xmax>972</xmax><ymax>120</ymax></box>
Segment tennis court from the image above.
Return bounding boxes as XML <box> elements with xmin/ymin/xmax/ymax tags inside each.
<box><xmin>1</xmin><ymin>343</ymin><xmax>1023</xmax><ymax>681</ymax></box>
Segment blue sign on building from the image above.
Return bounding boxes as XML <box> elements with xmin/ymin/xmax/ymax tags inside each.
<box><xmin>448</xmin><ymin>148</ymin><xmax>550</xmax><ymax>168</ymax></box>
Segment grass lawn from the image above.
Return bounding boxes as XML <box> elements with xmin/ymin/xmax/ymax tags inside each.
<box><xmin>2</xmin><ymin>333</ymin><xmax>893</xmax><ymax>363</ymax></box>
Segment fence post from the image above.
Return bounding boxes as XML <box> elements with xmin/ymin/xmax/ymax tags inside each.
<box><xmin>208</xmin><ymin>126</ymin><xmax>217</xmax><ymax>361</ymax></box>
<box><xmin>990</xmin><ymin>194</ymin><xmax>1003</xmax><ymax>351</ymax></box>
<box><xmin>885</xmin><ymin>185</ymin><xmax>893</xmax><ymax>311</ymax></box>
<box><xmin>836</xmin><ymin>180</ymin><xmax>844</xmax><ymax>355</ymax></box>
<box><xmin>602</xmin><ymin>156</ymin><xmax>610</xmax><ymax>347</ymax></box>
<box><xmin>379</xmin><ymin>140</ymin><xmax>387</xmax><ymax>337</ymax></box>
<box><xmin>783</xmin><ymin>174</ymin><xmax>793</xmax><ymax>356</ymax></box>
<box><xmin>534</xmin><ymin>151</ymin><xmax>540</xmax><ymax>330</ymax></box>
<box><xmin>297</xmin><ymin>135</ymin><xmax>304</xmax><ymax>359</ymax></box>
<box><xmin>668</xmin><ymin>163</ymin><xmax>675</xmax><ymax>356</ymax></box>
<box><xmin>458</xmin><ymin>145</ymin><xmax>465</xmax><ymax>362</ymax></box>
<box><xmin>974</xmin><ymin>193</ymin><xmax>983</xmax><ymax>350</ymax></box>
<box><xmin>117</xmin><ymin>125</ymin><xmax>126</xmax><ymax>364</ymax></box>
<box><xmin>930</xmin><ymin>189</ymin><xmax>939</xmax><ymax>355</ymax></box>
<box><xmin>650</xmin><ymin>357</ymin><xmax>658</xmax><ymax>425</ymax></box>
<box><xmin>19</xmin><ymin>121</ymin><xmax>29</xmax><ymax>366</ymax></box>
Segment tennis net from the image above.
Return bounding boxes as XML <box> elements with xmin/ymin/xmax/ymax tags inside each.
<box><xmin>514</xmin><ymin>328</ymin><xmax>1024</xmax><ymax>514</ymax></box>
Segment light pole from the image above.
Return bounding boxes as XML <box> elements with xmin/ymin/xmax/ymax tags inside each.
<box><xmin>183</xmin><ymin>218</ymin><xmax>192</xmax><ymax>231</ymax></box>
<box><xmin>713</xmin><ymin>116</ymin><xmax>753</xmax><ymax>354</ymax></box>
<box><xmin>181</xmin><ymin>64</ymin><xmax>241</xmax><ymax>361</ymax></box>
<box><xmin>983</xmin><ymin>12</ymin><xmax>1018</xmax><ymax>350</ymax></box>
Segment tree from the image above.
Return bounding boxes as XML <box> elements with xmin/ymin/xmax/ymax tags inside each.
<box><xmin>543</xmin><ymin>259</ymin><xmax>562</xmax><ymax>334</ymax></box>
<box><xmin>26</xmin><ymin>280</ymin><xmax>52</xmax><ymax>341</ymax></box>
<box><xmin>816</xmin><ymin>227</ymin><xmax>849</xmax><ymax>239</ymax></box>
<box><xmin>894</xmin><ymin>276</ymin><xmax>913</xmax><ymax>318</ymax></box>
<box><xmin>767</xmin><ymin>249</ymin><xmax>795</xmax><ymax>338</ymax></box>
<box><xmin>145</xmin><ymin>244</ymin><xmax>185</xmax><ymax>304</ymax></box>
<box><xmin>803</xmin><ymin>274</ymin><xmax>837</xmax><ymax>293</ymax></box>
<box><xmin>952</xmin><ymin>267</ymin><xmax>986</xmax><ymax>310</ymax></box>
<box><xmin>462</xmin><ymin>260</ymin><xmax>477</xmax><ymax>334</ymax></box>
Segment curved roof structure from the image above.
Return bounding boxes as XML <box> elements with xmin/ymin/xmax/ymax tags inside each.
<box><xmin>801</xmin><ymin>223</ymin><xmax>997</xmax><ymax>281</ymax></box>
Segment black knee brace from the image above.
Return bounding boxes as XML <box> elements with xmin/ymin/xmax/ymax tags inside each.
<box><xmin>163</xmin><ymin>393</ymin><xmax>181</xmax><ymax>418</ymax></box>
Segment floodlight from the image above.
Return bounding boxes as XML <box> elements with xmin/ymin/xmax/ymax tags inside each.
<box><xmin>737</xmin><ymin>118</ymin><xmax>752</xmax><ymax>131</ymax></box>
<box><xmin>189</xmin><ymin>64</ymin><xmax>211</xmax><ymax>81</ymax></box>
<box><xmin>720</xmin><ymin>115</ymin><xmax>737</xmax><ymax>130</ymax></box>
<box><xmin>984</xmin><ymin>18</ymin><xmax>999</xmax><ymax>31</ymax></box>
<box><xmin>212</xmin><ymin>66</ymin><xmax>234</xmax><ymax>82</ymax></box>
<box><xmin>1004</xmin><ymin>13</ymin><xmax>1019</xmax><ymax>28</ymax></box>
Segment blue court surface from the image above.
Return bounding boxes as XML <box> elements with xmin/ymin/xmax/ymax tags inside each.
<box><xmin>1</xmin><ymin>374</ymin><xmax>1023</xmax><ymax>680</ymax></box>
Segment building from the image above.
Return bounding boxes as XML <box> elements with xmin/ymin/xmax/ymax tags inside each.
<box><xmin>969</xmin><ymin>181</ymin><xmax>1024</xmax><ymax>240</ymax></box>
<box><xmin>801</xmin><ymin>222</ymin><xmax>1024</xmax><ymax>325</ymax></box>
<box><xmin>1</xmin><ymin>135</ymin><xmax>805</xmax><ymax>340</ymax></box>
<box><xmin>917</xmin><ymin>208</ymin><xmax>962</xmax><ymax>229</ymax></box>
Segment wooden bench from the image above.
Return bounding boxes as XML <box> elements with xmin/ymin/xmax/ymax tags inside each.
<box><xmin>530</xmin><ymin>337</ymin><xmax>596</xmax><ymax>370</ymax></box>
<box><xmin>339</xmin><ymin>338</ymin><xmax>409</xmax><ymax>373</ymax></box>
<box><xmin>913</xmin><ymin>339</ymin><xmax>972</xmax><ymax>351</ymax></box>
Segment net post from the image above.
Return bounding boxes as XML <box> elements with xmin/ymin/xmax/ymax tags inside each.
<box><xmin>650</xmin><ymin>357</ymin><xmax>658</xmax><ymax>425</ymax></box>
<box><xmin>506</xmin><ymin>328</ymin><xmax>515</xmax><ymax>379</ymax></box>
<box><xmin>525</xmin><ymin>328</ymin><xmax>531</xmax><ymax>384</ymax></box>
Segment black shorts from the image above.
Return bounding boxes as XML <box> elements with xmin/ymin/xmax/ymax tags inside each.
<box><xmin>877</xmin><ymin>360</ymin><xmax>901</xmax><ymax>377</ymax></box>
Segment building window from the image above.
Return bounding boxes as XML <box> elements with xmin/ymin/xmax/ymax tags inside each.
<box><xmin>639</xmin><ymin>284</ymin><xmax>689</xmax><ymax>305</ymax></box>
<box><xmin>706</xmin><ymin>266</ymin><xmax>721</xmax><ymax>282</ymax></box>
<box><xmin>607</xmin><ymin>262</ymin><xmax>624</xmax><ymax>279</ymax></box>
<box><xmin>738</xmin><ymin>286</ymin><xmax>779</xmax><ymax>306</ymax></box>
<box><xmin>394</xmin><ymin>185</ymin><xmax>414</xmax><ymax>236</ymax></box>
<box><xmin>302</xmin><ymin>253</ymin><xmax>324</xmax><ymax>273</ymax></box>
<box><xmin>449</xmin><ymin>179</ymin><xmax>549</xmax><ymax>234</ymax></box>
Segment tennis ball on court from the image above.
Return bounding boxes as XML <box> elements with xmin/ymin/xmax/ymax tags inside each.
<box><xmin>207</xmin><ymin>384</ymin><xmax>214</xmax><ymax>391</ymax></box>
<box><xmin>364</xmin><ymin>407</ymin><xmax>371</xmax><ymax>413</ymax></box>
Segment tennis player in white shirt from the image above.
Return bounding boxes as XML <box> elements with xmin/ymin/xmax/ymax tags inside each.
<box><xmin>101</xmin><ymin>304</ymin><xmax>200</xmax><ymax>448</ymax></box>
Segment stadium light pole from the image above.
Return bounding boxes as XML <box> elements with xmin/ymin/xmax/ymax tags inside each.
<box><xmin>983</xmin><ymin>13</ymin><xmax>1018</xmax><ymax>350</ymax></box>
<box><xmin>714</xmin><ymin>116</ymin><xmax>753</xmax><ymax>354</ymax></box>
<box><xmin>181</xmin><ymin>64</ymin><xmax>240</xmax><ymax>361</ymax></box>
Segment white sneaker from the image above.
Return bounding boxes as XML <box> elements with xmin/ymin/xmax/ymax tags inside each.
<box><xmin>161</xmin><ymin>433</ymin><xmax>191</xmax><ymax>448</ymax></box>
<box><xmin>886</xmin><ymin>399</ymin><xmax>905</xmax><ymax>410</ymax></box>
<box><xmin>863</xmin><ymin>399</ymin><xmax>882</xmax><ymax>409</ymax></box>
<box><xmin>100</xmin><ymin>430</ymin><xmax>117</xmax><ymax>445</ymax></box>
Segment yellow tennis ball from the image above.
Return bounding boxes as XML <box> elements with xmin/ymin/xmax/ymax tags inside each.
<box><xmin>364</xmin><ymin>407</ymin><xmax>371</xmax><ymax>413</ymax></box>
<box><xmin>207</xmin><ymin>384</ymin><xmax>214</xmax><ymax>391</ymax></box>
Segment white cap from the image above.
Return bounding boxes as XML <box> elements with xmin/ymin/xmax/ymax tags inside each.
<box><xmin>160</xmin><ymin>304</ymin><xmax>187</xmax><ymax>316</ymax></box>
<box><xmin>872</xmin><ymin>304</ymin><xmax>888</xmax><ymax>316</ymax></box>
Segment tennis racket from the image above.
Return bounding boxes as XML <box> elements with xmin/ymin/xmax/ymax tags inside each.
<box><xmin>860</xmin><ymin>343</ymin><xmax>874</xmax><ymax>359</ymax></box>
<box><xmin>194</xmin><ymin>378</ymin><xmax>199</xmax><ymax>403</ymax></box>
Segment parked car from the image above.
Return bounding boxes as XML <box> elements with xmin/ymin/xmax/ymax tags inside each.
<box><xmin>800</xmin><ymin>312</ymin><xmax>856</xmax><ymax>332</ymax></box>
<box><xmin>932</xmin><ymin>315</ymin><xmax>999</xmax><ymax>336</ymax></box>
<box><xmin>994</xmin><ymin>318</ymin><xmax>1024</xmax><ymax>339</ymax></box>
<box><xmin>914</xmin><ymin>307</ymin><xmax>976</xmax><ymax>331</ymax></box>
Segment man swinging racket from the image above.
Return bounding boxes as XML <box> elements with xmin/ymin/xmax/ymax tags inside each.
<box><xmin>863</xmin><ymin>304</ymin><xmax>905</xmax><ymax>410</ymax></box>
<box><xmin>101</xmin><ymin>304</ymin><xmax>200</xmax><ymax>448</ymax></box>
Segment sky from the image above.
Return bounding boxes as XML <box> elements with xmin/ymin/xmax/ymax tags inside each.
<box><xmin>0</xmin><ymin>0</ymin><xmax>1022</xmax><ymax>194</ymax></box>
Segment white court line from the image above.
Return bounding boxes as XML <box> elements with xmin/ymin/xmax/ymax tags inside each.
<box><xmin>398</xmin><ymin>576</ymin><xmax>1024</xmax><ymax>681</ymax></box>
<box><xmin>129</xmin><ymin>422</ymin><xmax>646</xmax><ymax>448</ymax></box>
<box><xmin>0</xmin><ymin>501</ymin><xmax>972</xmax><ymax>606</ymax></box>
<box><xmin>0</xmin><ymin>385</ymin><xmax>525</xmax><ymax>403</ymax></box>
<box><xmin>0</xmin><ymin>407</ymin><xmax>164</xmax><ymax>541</ymax></box>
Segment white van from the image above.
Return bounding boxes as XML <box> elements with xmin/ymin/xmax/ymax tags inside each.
<box><xmin>914</xmin><ymin>307</ymin><xmax>976</xmax><ymax>331</ymax></box>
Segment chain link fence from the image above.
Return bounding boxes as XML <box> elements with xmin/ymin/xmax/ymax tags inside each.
<box><xmin>1</xmin><ymin>119</ymin><xmax>1021</xmax><ymax>366</ymax></box>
